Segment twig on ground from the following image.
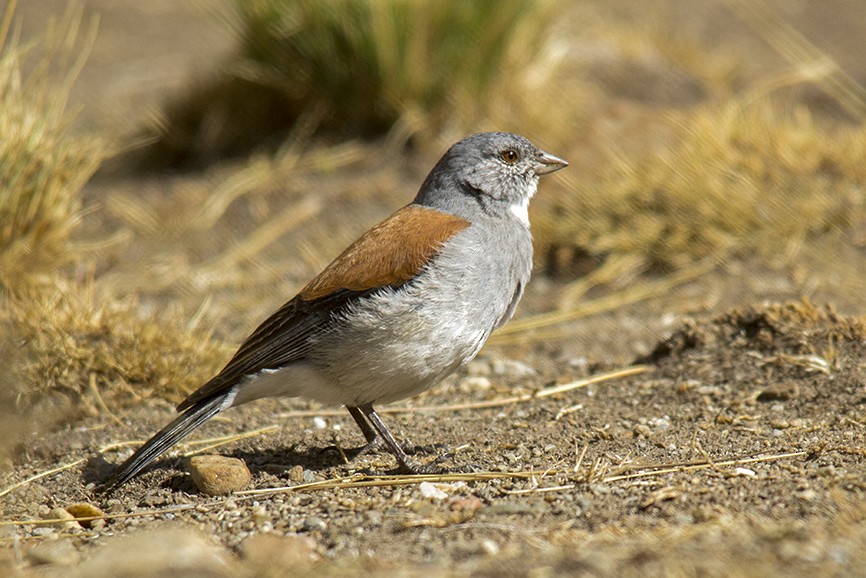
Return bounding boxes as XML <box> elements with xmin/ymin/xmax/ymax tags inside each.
<box><xmin>0</xmin><ymin>459</ymin><xmax>86</xmax><ymax>499</ymax></box>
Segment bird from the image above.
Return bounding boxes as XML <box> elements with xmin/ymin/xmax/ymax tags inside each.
<box><xmin>102</xmin><ymin>132</ymin><xmax>567</xmax><ymax>491</ymax></box>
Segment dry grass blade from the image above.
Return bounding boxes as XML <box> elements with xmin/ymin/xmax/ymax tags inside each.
<box><xmin>194</xmin><ymin>158</ymin><xmax>274</xmax><ymax>228</ymax></box>
<box><xmin>197</xmin><ymin>195</ymin><xmax>322</xmax><ymax>277</ymax></box>
<box><xmin>0</xmin><ymin>3</ymin><xmax>103</xmax><ymax>290</ymax></box>
<box><xmin>0</xmin><ymin>459</ymin><xmax>86</xmax><ymax>499</ymax></box>
<box><xmin>602</xmin><ymin>451</ymin><xmax>808</xmax><ymax>482</ymax></box>
<box><xmin>180</xmin><ymin>425</ymin><xmax>281</xmax><ymax>457</ymax></box>
<box><xmin>0</xmin><ymin>504</ymin><xmax>202</xmax><ymax>528</ymax></box>
<box><xmin>235</xmin><ymin>470</ymin><xmax>551</xmax><ymax>498</ymax></box>
<box><xmin>232</xmin><ymin>450</ymin><xmax>807</xmax><ymax>497</ymax></box>
<box><xmin>0</xmin><ymin>0</ymin><xmax>16</xmax><ymax>46</ymax></box>
<box><xmin>724</xmin><ymin>0</ymin><xmax>866</xmax><ymax>118</ymax></box>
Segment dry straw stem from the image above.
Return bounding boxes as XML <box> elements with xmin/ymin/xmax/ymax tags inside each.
<box><xmin>538</xmin><ymin>98</ymin><xmax>866</xmax><ymax>278</ymax></box>
<box><xmin>724</xmin><ymin>0</ymin><xmax>866</xmax><ymax>118</ymax></box>
<box><xmin>0</xmin><ymin>2</ymin><xmax>104</xmax><ymax>290</ymax></box>
<box><xmin>0</xmin><ymin>458</ymin><xmax>86</xmax><ymax>500</ymax></box>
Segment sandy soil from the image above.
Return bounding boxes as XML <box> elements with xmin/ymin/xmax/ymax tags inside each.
<box><xmin>3</xmin><ymin>1</ymin><xmax>866</xmax><ymax>576</ymax></box>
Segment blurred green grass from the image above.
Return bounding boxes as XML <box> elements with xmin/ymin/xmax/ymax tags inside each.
<box><xmin>137</xmin><ymin>0</ymin><xmax>568</xmax><ymax>166</ymax></box>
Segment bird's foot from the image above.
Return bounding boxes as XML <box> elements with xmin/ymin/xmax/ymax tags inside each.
<box><xmin>319</xmin><ymin>436</ymin><xmax>421</xmax><ymax>463</ymax></box>
<box><xmin>348</xmin><ymin>436</ymin><xmax>389</xmax><ymax>459</ymax></box>
<box><xmin>403</xmin><ymin>442</ymin><xmax>449</xmax><ymax>457</ymax></box>
<box><xmin>390</xmin><ymin>448</ymin><xmax>459</xmax><ymax>475</ymax></box>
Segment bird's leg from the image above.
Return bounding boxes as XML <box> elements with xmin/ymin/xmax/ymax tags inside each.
<box><xmin>343</xmin><ymin>405</ymin><xmax>391</xmax><ymax>458</ymax></box>
<box><xmin>358</xmin><ymin>403</ymin><xmax>449</xmax><ymax>474</ymax></box>
<box><xmin>347</xmin><ymin>406</ymin><xmax>378</xmax><ymax>444</ymax></box>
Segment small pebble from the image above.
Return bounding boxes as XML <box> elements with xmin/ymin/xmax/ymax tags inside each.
<box><xmin>45</xmin><ymin>507</ymin><xmax>80</xmax><ymax>531</ymax></box>
<box><xmin>491</xmin><ymin>359</ymin><xmax>536</xmax><ymax>378</ymax></box>
<box><xmin>481</xmin><ymin>539</ymin><xmax>500</xmax><ymax>556</ymax></box>
<box><xmin>188</xmin><ymin>455</ymin><xmax>252</xmax><ymax>495</ymax></box>
<box><xmin>364</xmin><ymin>510</ymin><xmax>383</xmax><ymax>525</ymax></box>
<box><xmin>65</xmin><ymin>503</ymin><xmax>104</xmax><ymax>529</ymax></box>
<box><xmin>312</xmin><ymin>416</ymin><xmax>327</xmax><ymax>429</ymax></box>
<box><xmin>797</xmin><ymin>489</ymin><xmax>818</xmax><ymax>501</ymax></box>
<box><xmin>650</xmin><ymin>416</ymin><xmax>671</xmax><ymax>431</ymax></box>
<box><xmin>302</xmin><ymin>516</ymin><xmax>327</xmax><ymax>533</ymax></box>
<box><xmin>302</xmin><ymin>470</ymin><xmax>321</xmax><ymax>484</ymax></box>
<box><xmin>462</xmin><ymin>376</ymin><xmax>492</xmax><ymax>390</ymax></box>
<box><xmin>419</xmin><ymin>482</ymin><xmax>448</xmax><ymax>500</ymax></box>
<box><xmin>448</xmin><ymin>496</ymin><xmax>483</xmax><ymax>513</ymax></box>
<box><xmin>288</xmin><ymin>465</ymin><xmax>305</xmax><ymax>483</ymax></box>
<box><xmin>465</xmin><ymin>358</ymin><xmax>492</xmax><ymax>377</ymax></box>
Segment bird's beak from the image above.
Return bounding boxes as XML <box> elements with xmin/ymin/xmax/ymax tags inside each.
<box><xmin>534</xmin><ymin>150</ymin><xmax>569</xmax><ymax>175</ymax></box>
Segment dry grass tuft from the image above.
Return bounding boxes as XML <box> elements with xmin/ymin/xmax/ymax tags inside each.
<box><xmin>134</xmin><ymin>0</ymin><xmax>571</xmax><ymax>167</ymax></box>
<box><xmin>0</xmin><ymin>3</ymin><xmax>104</xmax><ymax>291</ymax></box>
<box><xmin>538</xmin><ymin>98</ymin><xmax>866</xmax><ymax>279</ymax></box>
<box><xmin>4</xmin><ymin>277</ymin><xmax>230</xmax><ymax>420</ymax></box>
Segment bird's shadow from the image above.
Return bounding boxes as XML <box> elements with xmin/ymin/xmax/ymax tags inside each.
<box><xmin>85</xmin><ymin>441</ymin><xmax>377</xmax><ymax>496</ymax></box>
<box><xmin>85</xmin><ymin>427</ymin><xmax>462</xmax><ymax>496</ymax></box>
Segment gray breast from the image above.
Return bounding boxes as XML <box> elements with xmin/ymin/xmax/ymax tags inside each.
<box><xmin>306</xmin><ymin>219</ymin><xmax>533</xmax><ymax>406</ymax></box>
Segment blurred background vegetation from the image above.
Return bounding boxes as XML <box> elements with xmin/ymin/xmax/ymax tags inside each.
<box><xmin>2</xmin><ymin>0</ymin><xmax>866</xmax><ymax>443</ymax></box>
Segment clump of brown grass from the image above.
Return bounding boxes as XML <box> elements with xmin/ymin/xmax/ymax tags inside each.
<box><xmin>135</xmin><ymin>0</ymin><xmax>571</xmax><ymax>167</ymax></box>
<box><xmin>537</xmin><ymin>98</ymin><xmax>866</xmax><ymax>278</ymax></box>
<box><xmin>4</xmin><ymin>277</ymin><xmax>230</xmax><ymax>421</ymax></box>
<box><xmin>0</xmin><ymin>3</ymin><xmax>104</xmax><ymax>291</ymax></box>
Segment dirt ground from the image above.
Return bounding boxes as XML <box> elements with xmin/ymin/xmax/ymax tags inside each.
<box><xmin>3</xmin><ymin>1</ymin><xmax>866</xmax><ymax>577</ymax></box>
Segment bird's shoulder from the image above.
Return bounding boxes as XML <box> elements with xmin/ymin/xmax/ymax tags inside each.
<box><xmin>299</xmin><ymin>204</ymin><xmax>470</xmax><ymax>301</ymax></box>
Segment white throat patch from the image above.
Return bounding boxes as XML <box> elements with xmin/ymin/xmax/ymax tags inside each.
<box><xmin>509</xmin><ymin>199</ymin><xmax>530</xmax><ymax>226</ymax></box>
<box><xmin>509</xmin><ymin>179</ymin><xmax>536</xmax><ymax>227</ymax></box>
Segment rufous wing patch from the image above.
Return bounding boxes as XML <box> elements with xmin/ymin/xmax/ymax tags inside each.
<box><xmin>299</xmin><ymin>205</ymin><xmax>470</xmax><ymax>301</ymax></box>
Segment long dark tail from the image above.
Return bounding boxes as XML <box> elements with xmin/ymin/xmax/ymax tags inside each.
<box><xmin>101</xmin><ymin>394</ymin><xmax>228</xmax><ymax>492</ymax></box>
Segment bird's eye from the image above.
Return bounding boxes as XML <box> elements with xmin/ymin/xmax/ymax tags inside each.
<box><xmin>500</xmin><ymin>149</ymin><xmax>519</xmax><ymax>164</ymax></box>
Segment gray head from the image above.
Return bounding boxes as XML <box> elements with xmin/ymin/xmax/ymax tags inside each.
<box><xmin>414</xmin><ymin>132</ymin><xmax>568</xmax><ymax>223</ymax></box>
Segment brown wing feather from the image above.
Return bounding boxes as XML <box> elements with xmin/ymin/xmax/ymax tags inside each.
<box><xmin>176</xmin><ymin>204</ymin><xmax>469</xmax><ymax>411</ymax></box>
<box><xmin>299</xmin><ymin>204</ymin><xmax>470</xmax><ymax>300</ymax></box>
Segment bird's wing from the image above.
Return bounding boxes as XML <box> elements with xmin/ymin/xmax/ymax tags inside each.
<box><xmin>176</xmin><ymin>204</ymin><xmax>469</xmax><ymax>411</ymax></box>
